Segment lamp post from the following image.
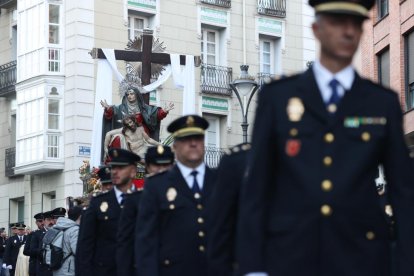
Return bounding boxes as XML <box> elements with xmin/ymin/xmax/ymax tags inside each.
<box><xmin>230</xmin><ymin>65</ymin><xmax>259</xmax><ymax>143</ymax></box>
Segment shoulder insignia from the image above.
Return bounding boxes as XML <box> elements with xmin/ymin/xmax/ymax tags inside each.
<box><xmin>226</xmin><ymin>143</ymin><xmax>251</xmax><ymax>155</ymax></box>
<box><xmin>147</xmin><ymin>169</ymin><xmax>168</xmax><ymax>178</ymax></box>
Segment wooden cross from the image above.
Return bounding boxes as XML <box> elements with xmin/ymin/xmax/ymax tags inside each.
<box><xmin>90</xmin><ymin>29</ymin><xmax>201</xmax><ymax>104</ymax></box>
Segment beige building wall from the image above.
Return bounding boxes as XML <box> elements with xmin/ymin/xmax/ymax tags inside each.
<box><xmin>0</xmin><ymin>0</ymin><xmax>316</xmax><ymax>229</ymax></box>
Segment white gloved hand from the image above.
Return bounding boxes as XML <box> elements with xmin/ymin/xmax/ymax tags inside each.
<box><xmin>7</xmin><ymin>265</ymin><xmax>12</xmax><ymax>269</ymax></box>
<box><xmin>2</xmin><ymin>263</ymin><xmax>6</xmax><ymax>269</ymax></box>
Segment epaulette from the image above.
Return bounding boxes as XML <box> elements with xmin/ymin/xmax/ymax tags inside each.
<box><xmin>225</xmin><ymin>143</ymin><xmax>251</xmax><ymax>156</ymax></box>
<box><xmin>147</xmin><ymin>169</ymin><xmax>168</xmax><ymax>179</ymax></box>
<box><xmin>92</xmin><ymin>190</ymin><xmax>109</xmax><ymax>198</ymax></box>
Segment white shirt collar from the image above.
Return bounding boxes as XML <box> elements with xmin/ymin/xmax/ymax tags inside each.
<box><xmin>113</xmin><ymin>186</ymin><xmax>124</xmax><ymax>205</ymax></box>
<box><xmin>176</xmin><ymin>161</ymin><xmax>206</xmax><ymax>189</ymax></box>
<box><xmin>312</xmin><ymin>60</ymin><xmax>355</xmax><ymax>103</ymax></box>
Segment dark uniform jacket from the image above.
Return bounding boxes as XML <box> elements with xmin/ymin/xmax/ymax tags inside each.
<box><xmin>29</xmin><ymin>228</ymin><xmax>51</xmax><ymax>276</ymax></box>
<box><xmin>116</xmin><ymin>190</ymin><xmax>142</xmax><ymax>276</ymax></box>
<box><xmin>237</xmin><ymin>69</ymin><xmax>414</xmax><ymax>276</ymax></box>
<box><xmin>0</xmin><ymin>236</ymin><xmax>6</xmax><ymax>258</ymax></box>
<box><xmin>23</xmin><ymin>230</ymin><xmax>37</xmax><ymax>275</ymax></box>
<box><xmin>3</xmin><ymin>235</ymin><xmax>26</xmax><ymax>272</ymax></box>
<box><xmin>207</xmin><ymin>144</ymin><xmax>250</xmax><ymax>276</ymax></box>
<box><xmin>77</xmin><ymin>189</ymin><xmax>121</xmax><ymax>276</ymax></box>
<box><xmin>136</xmin><ymin>165</ymin><xmax>217</xmax><ymax>276</ymax></box>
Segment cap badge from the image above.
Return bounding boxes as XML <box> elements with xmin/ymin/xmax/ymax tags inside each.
<box><xmin>186</xmin><ymin>116</ymin><xmax>195</xmax><ymax>127</ymax></box>
<box><xmin>105</xmin><ymin>167</ymin><xmax>110</xmax><ymax>174</ymax></box>
<box><xmin>113</xmin><ymin>150</ymin><xmax>118</xmax><ymax>157</ymax></box>
<box><xmin>100</xmin><ymin>201</ymin><xmax>109</xmax><ymax>213</ymax></box>
<box><xmin>166</xmin><ymin>187</ymin><xmax>177</xmax><ymax>202</ymax></box>
<box><xmin>287</xmin><ymin>97</ymin><xmax>305</xmax><ymax>122</ymax></box>
<box><xmin>157</xmin><ymin>145</ymin><xmax>165</xmax><ymax>155</ymax></box>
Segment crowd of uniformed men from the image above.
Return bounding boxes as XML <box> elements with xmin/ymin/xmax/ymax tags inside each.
<box><xmin>2</xmin><ymin>0</ymin><xmax>414</xmax><ymax>275</ymax></box>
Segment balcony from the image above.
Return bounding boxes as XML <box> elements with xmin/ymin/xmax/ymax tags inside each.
<box><xmin>0</xmin><ymin>61</ymin><xmax>17</xmax><ymax>97</ymax></box>
<box><xmin>201</xmin><ymin>63</ymin><xmax>233</xmax><ymax>96</ymax></box>
<box><xmin>204</xmin><ymin>147</ymin><xmax>226</xmax><ymax>168</ymax></box>
<box><xmin>0</xmin><ymin>0</ymin><xmax>16</xmax><ymax>9</ymax></box>
<box><xmin>257</xmin><ymin>0</ymin><xmax>286</xmax><ymax>18</ymax></box>
<box><xmin>5</xmin><ymin>147</ymin><xmax>16</xmax><ymax>177</ymax></box>
<box><xmin>201</xmin><ymin>0</ymin><xmax>231</xmax><ymax>8</ymax></box>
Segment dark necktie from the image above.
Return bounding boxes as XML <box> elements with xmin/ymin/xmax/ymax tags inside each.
<box><xmin>190</xmin><ymin>171</ymin><xmax>201</xmax><ymax>194</ymax></box>
<box><xmin>328</xmin><ymin>79</ymin><xmax>341</xmax><ymax>107</ymax></box>
<box><xmin>120</xmin><ymin>194</ymin><xmax>126</xmax><ymax>206</ymax></box>
<box><xmin>19</xmin><ymin>236</ymin><xmax>22</xmax><ymax>242</ymax></box>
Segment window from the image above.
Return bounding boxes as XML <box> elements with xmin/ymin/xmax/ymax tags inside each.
<box><xmin>42</xmin><ymin>192</ymin><xmax>56</xmax><ymax>211</ymax></box>
<box><xmin>47</xmin><ymin>135</ymin><xmax>60</xmax><ymax>158</ymax></box>
<box><xmin>377</xmin><ymin>0</ymin><xmax>388</xmax><ymax>20</ymax></box>
<box><xmin>48</xmin><ymin>99</ymin><xmax>60</xmax><ymax>130</ymax></box>
<box><xmin>201</xmin><ymin>29</ymin><xmax>219</xmax><ymax>65</ymax></box>
<box><xmin>128</xmin><ymin>15</ymin><xmax>147</xmax><ymax>40</ymax></box>
<box><xmin>204</xmin><ymin>115</ymin><xmax>220</xmax><ymax>148</ymax></box>
<box><xmin>406</xmin><ymin>31</ymin><xmax>414</xmax><ymax>110</ymax></box>
<box><xmin>49</xmin><ymin>4</ymin><xmax>60</xmax><ymax>44</ymax></box>
<box><xmin>48</xmin><ymin>48</ymin><xmax>61</xmax><ymax>72</ymax></box>
<box><xmin>9</xmin><ymin>198</ymin><xmax>25</xmax><ymax>224</ymax></box>
<box><xmin>260</xmin><ymin>39</ymin><xmax>274</xmax><ymax>74</ymax></box>
<box><xmin>378</xmin><ymin>48</ymin><xmax>390</xmax><ymax>88</ymax></box>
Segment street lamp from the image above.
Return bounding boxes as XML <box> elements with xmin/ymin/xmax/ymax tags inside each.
<box><xmin>230</xmin><ymin>65</ymin><xmax>259</xmax><ymax>143</ymax></box>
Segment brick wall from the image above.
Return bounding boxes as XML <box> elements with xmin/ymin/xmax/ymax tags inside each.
<box><xmin>359</xmin><ymin>0</ymin><xmax>414</xmax><ymax>135</ymax></box>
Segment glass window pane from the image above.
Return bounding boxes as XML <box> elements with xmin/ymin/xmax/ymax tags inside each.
<box><xmin>379</xmin><ymin>49</ymin><xmax>390</xmax><ymax>87</ymax></box>
<box><xmin>49</xmin><ymin>25</ymin><xmax>59</xmax><ymax>44</ymax></box>
<box><xmin>207</xmin><ymin>43</ymin><xmax>215</xmax><ymax>55</ymax></box>
<box><xmin>263</xmin><ymin>53</ymin><xmax>270</xmax><ymax>64</ymax></box>
<box><xmin>49</xmin><ymin>5</ymin><xmax>59</xmax><ymax>24</ymax></box>
<box><xmin>408</xmin><ymin>32</ymin><xmax>414</xmax><ymax>83</ymax></box>
<box><xmin>135</xmin><ymin>18</ymin><xmax>144</xmax><ymax>29</ymax></box>
<box><xmin>207</xmin><ymin>55</ymin><xmax>215</xmax><ymax>65</ymax></box>
<box><xmin>207</xmin><ymin>31</ymin><xmax>215</xmax><ymax>43</ymax></box>
<box><xmin>263</xmin><ymin>41</ymin><xmax>271</xmax><ymax>52</ymax></box>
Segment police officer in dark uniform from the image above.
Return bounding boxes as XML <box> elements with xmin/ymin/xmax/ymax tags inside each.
<box><xmin>77</xmin><ymin>148</ymin><xmax>140</xmax><ymax>276</ymax></box>
<box><xmin>3</xmin><ymin>223</ymin><xmax>26</xmax><ymax>276</ymax></box>
<box><xmin>237</xmin><ymin>1</ymin><xmax>414</xmax><ymax>275</ymax></box>
<box><xmin>116</xmin><ymin>145</ymin><xmax>174</xmax><ymax>276</ymax></box>
<box><xmin>135</xmin><ymin>115</ymin><xmax>217</xmax><ymax>276</ymax></box>
<box><xmin>75</xmin><ymin>165</ymin><xmax>112</xmax><ymax>276</ymax></box>
<box><xmin>30</xmin><ymin>211</ymin><xmax>52</xmax><ymax>276</ymax></box>
<box><xmin>23</xmin><ymin>212</ymin><xmax>44</xmax><ymax>276</ymax></box>
<box><xmin>207</xmin><ymin>143</ymin><xmax>250</xmax><ymax>276</ymax></box>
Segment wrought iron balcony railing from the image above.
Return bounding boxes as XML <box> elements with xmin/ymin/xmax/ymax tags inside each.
<box><xmin>0</xmin><ymin>60</ymin><xmax>17</xmax><ymax>97</ymax></box>
<box><xmin>0</xmin><ymin>0</ymin><xmax>16</xmax><ymax>9</ymax></box>
<box><xmin>257</xmin><ymin>0</ymin><xmax>286</xmax><ymax>18</ymax></box>
<box><xmin>5</xmin><ymin>147</ymin><xmax>16</xmax><ymax>177</ymax></box>
<box><xmin>201</xmin><ymin>0</ymin><xmax>231</xmax><ymax>8</ymax></box>
<box><xmin>201</xmin><ymin>63</ymin><xmax>233</xmax><ymax>96</ymax></box>
<box><xmin>204</xmin><ymin>147</ymin><xmax>226</xmax><ymax>168</ymax></box>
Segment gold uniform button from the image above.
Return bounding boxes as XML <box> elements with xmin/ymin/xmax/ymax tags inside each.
<box><xmin>199</xmin><ymin>231</ymin><xmax>205</xmax><ymax>238</ymax></box>
<box><xmin>321</xmin><ymin>204</ymin><xmax>332</xmax><ymax>216</ymax></box>
<box><xmin>197</xmin><ymin>204</ymin><xmax>203</xmax><ymax>210</ymax></box>
<box><xmin>197</xmin><ymin>217</ymin><xmax>204</xmax><ymax>224</ymax></box>
<box><xmin>290</xmin><ymin>128</ymin><xmax>298</xmax><ymax>137</ymax></box>
<box><xmin>164</xmin><ymin>259</ymin><xmax>171</xmax><ymax>266</ymax></box>
<box><xmin>199</xmin><ymin>245</ymin><xmax>205</xmax><ymax>252</ymax></box>
<box><xmin>327</xmin><ymin>104</ymin><xmax>337</xmax><ymax>113</ymax></box>
<box><xmin>321</xmin><ymin>180</ymin><xmax>333</xmax><ymax>192</ymax></box>
<box><xmin>323</xmin><ymin>156</ymin><xmax>333</xmax><ymax>166</ymax></box>
<box><xmin>366</xmin><ymin>231</ymin><xmax>375</xmax><ymax>240</ymax></box>
<box><xmin>361</xmin><ymin>132</ymin><xmax>371</xmax><ymax>142</ymax></box>
<box><xmin>169</xmin><ymin>204</ymin><xmax>175</xmax><ymax>210</ymax></box>
<box><xmin>194</xmin><ymin>193</ymin><xmax>201</xmax><ymax>199</ymax></box>
<box><xmin>104</xmin><ymin>216</ymin><xmax>108</xmax><ymax>220</ymax></box>
<box><xmin>324</xmin><ymin>133</ymin><xmax>334</xmax><ymax>143</ymax></box>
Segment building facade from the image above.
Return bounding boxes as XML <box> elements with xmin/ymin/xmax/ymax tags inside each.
<box><xmin>0</xmin><ymin>0</ymin><xmax>316</xmax><ymax>229</ymax></box>
<box><xmin>358</xmin><ymin>0</ymin><xmax>414</xmax><ymax>152</ymax></box>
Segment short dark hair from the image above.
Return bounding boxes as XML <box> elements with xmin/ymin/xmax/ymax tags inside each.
<box><xmin>68</xmin><ymin>206</ymin><xmax>82</xmax><ymax>221</ymax></box>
